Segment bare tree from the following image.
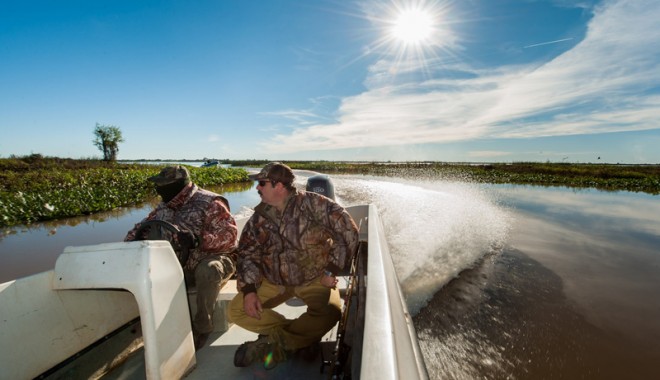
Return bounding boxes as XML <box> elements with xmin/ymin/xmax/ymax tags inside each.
<box><xmin>93</xmin><ymin>123</ymin><xmax>124</xmax><ymax>161</ymax></box>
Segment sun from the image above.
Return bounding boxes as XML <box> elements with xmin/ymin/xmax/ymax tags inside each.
<box><xmin>354</xmin><ymin>0</ymin><xmax>458</xmax><ymax>77</ymax></box>
<box><xmin>391</xmin><ymin>9</ymin><xmax>434</xmax><ymax>44</ymax></box>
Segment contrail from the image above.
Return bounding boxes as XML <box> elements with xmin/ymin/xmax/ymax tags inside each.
<box><xmin>523</xmin><ymin>37</ymin><xmax>574</xmax><ymax>49</ymax></box>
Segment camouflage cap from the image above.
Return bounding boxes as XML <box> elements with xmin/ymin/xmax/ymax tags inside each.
<box><xmin>149</xmin><ymin>165</ymin><xmax>191</xmax><ymax>186</ymax></box>
<box><xmin>248</xmin><ymin>162</ymin><xmax>295</xmax><ymax>184</ymax></box>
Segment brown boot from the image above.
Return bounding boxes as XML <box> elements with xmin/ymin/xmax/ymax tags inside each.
<box><xmin>263</xmin><ymin>341</ymin><xmax>288</xmax><ymax>370</ymax></box>
<box><xmin>234</xmin><ymin>335</ymin><xmax>271</xmax><ymax>367</ymax></box>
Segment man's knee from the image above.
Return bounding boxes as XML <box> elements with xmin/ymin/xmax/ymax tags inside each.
<box><xmin>308</xmin><ymin>299</ymin><xmax>341</xmax><ymax>323</ymax></box>
<box><xmin>195</xmin><ymin>256</ymin><xmax>234</xmax><ymax>284</ymax></box>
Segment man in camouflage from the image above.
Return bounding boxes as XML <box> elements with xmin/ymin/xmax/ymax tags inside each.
<box><xmin>125</xmin><ymin>165</ymin><xmax>237</xmax><ymax>350</ymax></box>
<box><xmin>229</xmin><ymin>162</ymin><xmax>359</xmax><ymax>370</ymax></box>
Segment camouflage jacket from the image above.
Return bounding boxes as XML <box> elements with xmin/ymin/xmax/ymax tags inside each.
<box><xmin>237</xmin><ymin>189</ymin><xmax>359</xmax><ymax>294</ymax></box>
<box><xmin>125</xmin><ymin>183</ymin><xmax>238</xmax><ymax>271</ymax></box>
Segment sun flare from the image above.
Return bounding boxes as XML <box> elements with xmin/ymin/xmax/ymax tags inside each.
<box><xmin>391</xmin><ymin>9</ymin><xmax>434</xmax><ymax>44</ymax></box>
<box><xmin>358</xmin><ymin>0</ymin><xmax>458</xmax><ymax>77</ymax></box>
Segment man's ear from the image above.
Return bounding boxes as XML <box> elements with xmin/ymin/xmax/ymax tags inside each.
<box><xmin>274</xmin><ymin>182</ymin><xmax>288</xmax><ymax>193</ymax></box>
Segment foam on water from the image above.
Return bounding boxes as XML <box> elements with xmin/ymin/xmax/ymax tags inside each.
<box><xmin>332</xmin><ymin>175</ymin><xmax>511</xmax><ymax>315</ymax></box>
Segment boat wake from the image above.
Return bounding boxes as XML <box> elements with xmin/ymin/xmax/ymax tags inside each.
<box><xmin>331</xmin><ymin>175</ymin><xmax>510</xmax><ymax>315</ymax></box>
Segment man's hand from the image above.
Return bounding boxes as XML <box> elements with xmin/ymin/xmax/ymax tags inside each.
<box><xmin>243</xmin><ymin>292</ymin><xmax>263</xmax><ymax>320</ymax></box>
<box><xmin>321</xmin><ymin>273</ymin><xmax>338</xmax><ymax>288</ymax></box>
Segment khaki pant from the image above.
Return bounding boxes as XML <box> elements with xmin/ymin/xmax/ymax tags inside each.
<box><xmin>185</xmin><ymin>255</ymin><xmax>235</xmax><ymax>334</ymax></box>
<box><xmin>228</xmin><ymin>277</ymin><xmax>341</xmax><ymax>351</ymax></box>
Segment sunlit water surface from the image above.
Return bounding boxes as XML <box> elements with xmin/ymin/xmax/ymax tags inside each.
<box><xmin>1</xmin><ymin>173</ymin><xmax>659</xmax><ymax>379</ymax></box>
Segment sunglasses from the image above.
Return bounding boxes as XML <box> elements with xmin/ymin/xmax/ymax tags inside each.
<box><xmin>258</xmin><ymin>180</ymin><xmax>272</xmax><ymax>187</ymax></box>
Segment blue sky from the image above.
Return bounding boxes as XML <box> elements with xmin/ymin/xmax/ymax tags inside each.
<box><xmin>1</xmin><ymin>0</ymin><xmax>659</xmax><ymax>163</ymax></box>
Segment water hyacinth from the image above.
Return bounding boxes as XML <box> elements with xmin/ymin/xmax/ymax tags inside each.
<box><xmin>0</xmin><ymin>163</ymin><xmax>249</xmax><ymax>228</ymax></box>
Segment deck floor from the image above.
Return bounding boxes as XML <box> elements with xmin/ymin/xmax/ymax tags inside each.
<box><xmin>104</xmin><ymin>280</ymin><xmax>347</xmax><ymax>380</ymax></box>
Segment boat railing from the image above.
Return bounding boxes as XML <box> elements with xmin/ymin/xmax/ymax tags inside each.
<box><xmin>345</xmin><ymin>204</ymin><xmax>429</xmax><ymax>380</ymax></box>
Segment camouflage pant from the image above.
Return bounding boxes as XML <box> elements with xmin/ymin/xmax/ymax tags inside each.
<box><xmin>184</xmin><ymin>255</ymin><xmax>235</xmax><ymax>334</ymax></box>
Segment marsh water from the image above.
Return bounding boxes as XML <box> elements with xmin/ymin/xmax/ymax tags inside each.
<box><xmin>1</xmin><ymin>173</ymin><xmax>659</xmax><ymax>379</ymax></box>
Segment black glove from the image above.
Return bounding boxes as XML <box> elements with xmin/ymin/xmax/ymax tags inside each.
<box><xmin>176</xmin><ymin>230</ymin><xmax>199</xmax><ymax>250</ymax></box>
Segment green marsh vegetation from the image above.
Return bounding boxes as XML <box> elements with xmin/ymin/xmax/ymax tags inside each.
<box><xmin>227</xmin><ymin>160</ymin><xmax>660</xmax><ymax>194</ymax></box>
<box><xmin>0</xmin><ymin>155</ymin><xmax>249</xmax><ymax>227</ymax></box>
<box><xmin>2</xmin><ymin>156</ymin><xmax>658</xmax><ymax>228</ymax></box>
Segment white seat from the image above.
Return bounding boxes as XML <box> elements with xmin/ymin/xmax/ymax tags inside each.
<box><xmin>52</xmin><ymin>241</ymin><xmax>196</xmax><ymax>380</ymax></box>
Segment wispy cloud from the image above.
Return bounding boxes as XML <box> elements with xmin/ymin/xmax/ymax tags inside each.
<box><xmin>261</xmin><ymin>106</ymin><xmax>334</xmax><ymax>126</ymax></box>
<box><xmin>260</xmin><ymin>109</ymin><xmax>322</xmax><ymax>126</ymax></box>
<box><xmin>264</xmin><ymin>0</ymin><xmax>660</xmax><ymax>154</ymax></box>
<box><xmin>523</xmin><ymin>37</ymin><xmax>574</xmax><ymax>49</ymax></box>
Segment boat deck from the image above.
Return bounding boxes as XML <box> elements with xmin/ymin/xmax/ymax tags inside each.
<box><xmin>103</xmin><ymin>278</ymin><xmax>348</xmax><ymax>380</ymax></box>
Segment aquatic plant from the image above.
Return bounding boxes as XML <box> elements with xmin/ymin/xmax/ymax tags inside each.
<box><xmin>0</xmin><ymin>159</ymin><xmax>249</xmax><ymax>227</ymax></box>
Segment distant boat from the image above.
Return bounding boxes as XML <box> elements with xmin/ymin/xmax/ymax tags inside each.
<box><xmin>201</xmin><ymin>160</ymin><xmax>219</xmax><ymax>168</ymax></box>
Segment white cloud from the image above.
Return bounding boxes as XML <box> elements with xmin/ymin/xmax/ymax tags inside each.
<box><xmin>263</xmin><ymin>0</ymin><xmax>660</xmax><ymax>154</ymax></box>
<box><xmin>260</xmin><ymin>109</ymin><xmax>320</xmax><ymax>126</ymax></box>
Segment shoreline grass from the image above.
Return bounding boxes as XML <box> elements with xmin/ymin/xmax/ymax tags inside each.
<box><xmin>0</xmin><ymin>155</ymin><xmax>249</xmax><ymax>227</ymax></box>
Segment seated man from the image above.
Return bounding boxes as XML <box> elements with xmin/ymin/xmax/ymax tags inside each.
<box><xmin>125</xmin><ymin>165</ymin><xmax>237</xmax><ymax>350</ymax></box>
<box><xmin>229</xmin><ymin>162</ymin><xmax>359</xmax><ymax>370</ymax></box>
